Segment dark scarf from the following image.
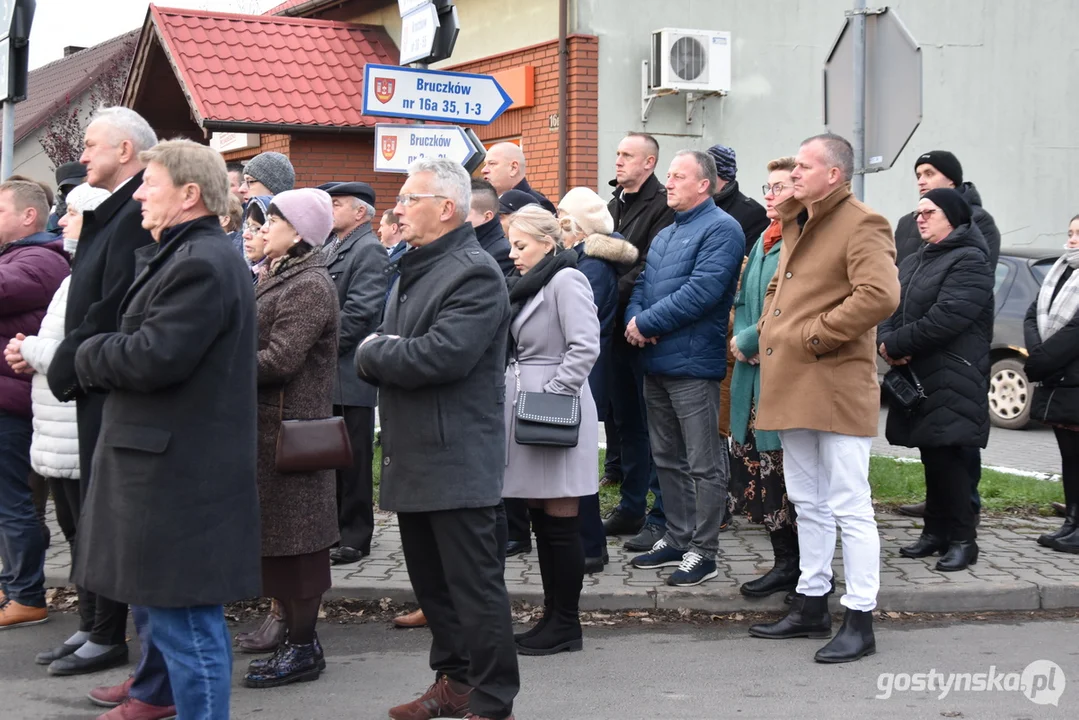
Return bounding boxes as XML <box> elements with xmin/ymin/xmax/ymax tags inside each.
<box><xmin>506</xmin><ymin>250</ymin><xmax>578</xmax><ymax>323</ymax></box>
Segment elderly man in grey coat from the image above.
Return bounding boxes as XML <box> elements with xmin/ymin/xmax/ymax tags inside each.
<box><xmin>356</xmin><ymin>158</ymin><xmax>519</xmax><ymax>720</ymax></box>
<box><xmin>72</xmin><ymin>140</ymin><xmax>260</xmax><ymax>718</ymax></box>
<box><xmin>321</xmin><ymin>181</ymin><xmax>389</xmax><ymax>565</ymax></box>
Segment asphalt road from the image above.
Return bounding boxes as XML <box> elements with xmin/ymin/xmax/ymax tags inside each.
<box><xmin>3</xmin><ymin>613</ymin><xmax>1074</xmax><ymax>719</ymax></box>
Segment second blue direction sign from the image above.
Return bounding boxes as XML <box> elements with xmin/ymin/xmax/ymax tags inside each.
<box><xmin>362</xmin><ymin>63</ymin><xmax>512</xmax><ymax>125</ymax></box>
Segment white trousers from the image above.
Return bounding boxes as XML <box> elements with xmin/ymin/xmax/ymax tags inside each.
<box><xmin>779</xmin><ymin>429</ymin><xmax>879</xmax><ymax>612</ymax></box>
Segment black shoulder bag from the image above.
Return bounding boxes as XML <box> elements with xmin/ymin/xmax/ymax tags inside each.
<box><xmin>511</xmin><ymin>347</ymin><xmax>581</xmax><ymax>448</ymax></box>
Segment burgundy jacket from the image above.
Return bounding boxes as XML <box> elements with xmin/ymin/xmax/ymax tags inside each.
<box><xmin>0</xmin><ymin>232</ymin><xmax>70</xmax><ymax>418</ymax></box>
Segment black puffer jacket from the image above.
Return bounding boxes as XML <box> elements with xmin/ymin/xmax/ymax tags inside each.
<box><xmin>713</xmin><ymin>180</ymin><xmax>769</xmax><ymax>257</ymax></box>
<box><xmin>894</xmin><ymin>182</ymin><xmax>1001</xmax><ymax>268</ymax></box>
<box><xmin>1024</xmin><ymin>264</ymin><xmax>1079</xmax><ymax>427</ymax></box>
<box><xmin>879</xmin><ymin>222</ymin><xmax>994</xmax><ymax>448</ymax></box>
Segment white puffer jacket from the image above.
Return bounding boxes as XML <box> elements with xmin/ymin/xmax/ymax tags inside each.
<box><xmin>21</xmin><ymin>276</ymin><xmax>79</xmax><ymax>479</ymax></box>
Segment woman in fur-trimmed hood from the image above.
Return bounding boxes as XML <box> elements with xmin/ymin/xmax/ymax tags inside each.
<box><xmin>557</xmin><ymin>187</ymin><xmax>638</xmax><ymax>574</ymax></box>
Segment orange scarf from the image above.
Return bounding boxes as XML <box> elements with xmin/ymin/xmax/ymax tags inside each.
<box><xmin>762</xmin><ymin>220</ymin><xmax>783</xmax><ymax>254</ymax></box>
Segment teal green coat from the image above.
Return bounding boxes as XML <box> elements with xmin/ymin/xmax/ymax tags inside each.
<box><xmin>730</xmin><ymin>233</ymin><xmax>783</xmax><ymax>451</ymax></box>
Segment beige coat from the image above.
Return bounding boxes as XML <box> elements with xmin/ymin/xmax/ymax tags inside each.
<box><xmin>755</xmin><ymin>184</ymin><xmax>900</xmax><ymax>437</ymax></box>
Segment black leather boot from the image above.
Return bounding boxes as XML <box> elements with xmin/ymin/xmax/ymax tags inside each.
<box><xmin>1048</xmin><ymin>527</ymin><xmax>1079</xmax><ymax>554</ymax></box>
<box><xmin>516</xmin><ymin>514</ymin><xmax>583</xmax><ymax>656</ymax></box>
<box><xmin>814</xmin><ymin>609</ymin><xmax>875</xmax><ymax>663</ymax></box>
<box><xmin>936</xmin><ymin>540</ymin><xmax>979</xmax><ymax>571</ymax></box>
<box><xmin>749</xmin><ymin>594</ymin><xmax>832</xmax><ymax>639</ymax></box>
<box><xmin>515</xmin><ymin>509</ymin><xmax>552</xmax><ymax>643</ymax></box>
<box><xmin>741</xmin><ymin>526</ymin><xmax>800</xmax><ymax>598</ymax></box>
<box><xmin>899</xmin><ymin>533</ymin><xmax>949</xmax><ymax>559</ymax></box>
<box><xmin>248</xmin><ymin>633</ymin><xmax>325</xmax><ymax>673</ymax></box>
<box><xmin>1039</xmin><ymin>504</ymin><xmax>1078</xmax><ymax>548</ymax></box>
<box><xmin>244</xmin><ymin>640</ymin><xmax>322</xmax><ymax>688</ymax></box>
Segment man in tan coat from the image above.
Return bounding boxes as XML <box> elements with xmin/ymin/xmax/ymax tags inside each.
<box><xmin>748</xmin><ymin>133</ymin><xmax>900</xmax><ymax>665</ymax></box>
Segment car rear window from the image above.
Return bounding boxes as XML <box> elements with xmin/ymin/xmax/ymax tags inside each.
<box><xmin>1032</xmin><ymin>260</ymin><xmax>1056</xmax><ymax>284</ymax></box>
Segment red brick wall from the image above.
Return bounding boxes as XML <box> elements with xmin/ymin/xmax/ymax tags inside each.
<box><xmin>219</xmin><ymin>36</ymin><xmax>601</xmax><ymax>210</ymax></box>
<box><xmin>448</xmin><ymin>35</ymin><xmax>599</xmax><ymax>201</ymax></box>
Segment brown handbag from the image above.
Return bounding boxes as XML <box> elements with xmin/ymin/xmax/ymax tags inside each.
<box><xmin>274</xmin><ymin>389</ymin><xmax>354</xmax><ymax>473</ymax></box>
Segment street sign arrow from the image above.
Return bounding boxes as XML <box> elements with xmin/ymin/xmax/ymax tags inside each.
<box><xmin>374</xmin><ymin>123</ymin><xmax>481</xmax><ymax>174</ymax></box>
<box><xmin>363</xmin><ymin>63</ymin><xmax>512</xmax><ymax>126</ymax></box>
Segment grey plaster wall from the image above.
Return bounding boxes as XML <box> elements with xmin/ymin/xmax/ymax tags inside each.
<box><xmin>578</xmin><ymin>0</ymin><xmax>1079</xmax><ymax>249</ymax></box>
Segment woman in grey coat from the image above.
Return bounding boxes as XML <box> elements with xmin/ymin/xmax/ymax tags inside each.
<box><xmin>504</xmin><ymin>204</ymin><xmax>601</xmax><ymax>656</ymax></box>
<box><xmin>246</xmin><ymin>188</ymin><xmax>341</xmax><ymax>689</ymax></box>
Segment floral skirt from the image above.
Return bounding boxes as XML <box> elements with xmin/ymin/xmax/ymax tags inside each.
<box><xmin>728</xmin><ymin>405</ymin><xmax>794</xmax><ymax>532</ymax></box>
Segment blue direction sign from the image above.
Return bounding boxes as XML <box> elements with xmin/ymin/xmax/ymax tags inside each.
<box><xmin>375</xmin><ymin>123</ymin><xmax>483</xmax><ymax>174</ymax></box>
<box><xmin>363</xmin><ymin>63</ymin><xmax>512</xmax><ymax>126</ymax></box>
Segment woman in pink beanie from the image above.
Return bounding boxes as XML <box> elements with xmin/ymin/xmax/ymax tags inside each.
<box><xmin>245</xmin><ymin>187</ymin><xmax>341</xmax><ymax>688</ymax></box>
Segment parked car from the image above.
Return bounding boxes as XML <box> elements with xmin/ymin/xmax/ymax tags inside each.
<box><xmin>988</xmin><ymin>248</ymin><xmax>1061</xmax><ymax>429</ymax></box>
<box><xmin>878</xmin><ymin>248</ymin><xmax>1061</xmax><ymax>430</ymax></box>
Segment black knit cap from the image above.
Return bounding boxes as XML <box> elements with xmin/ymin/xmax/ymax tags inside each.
<box><xmin>915</xmin><ymin>150</ymin><xmax>963</xmax><ymax>187</ymax></box>
<box><xmin>922</xmin><ymin>188</ymin><xmax>972</xmax><ymax>229</ymax></box>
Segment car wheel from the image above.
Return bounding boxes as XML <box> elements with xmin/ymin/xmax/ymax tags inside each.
<box><xmin>988</xmin><ymin>357</ymin><xmax>1032</xmax><ymax>430</ymax></box>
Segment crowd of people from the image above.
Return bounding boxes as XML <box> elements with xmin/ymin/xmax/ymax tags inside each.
<box><xmin>0</xmin><ymin>102</ymin><xmax>1078</xmax><ymax>720</ymax></box>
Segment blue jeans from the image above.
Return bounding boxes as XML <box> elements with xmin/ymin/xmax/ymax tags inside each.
<box><xmin>146</xmin><ymin>605</ymin><xmax>231</xmax><ymax>719</ymax></box>
<box><xmin>130</xmin><ymin>606</ymin><xmax>174</xmax><ymax>707</ymax></box>
<box><xmin>0</xmin><ymin>411</ymin><xmax>46</xmax><ymax>607</ymax></box>
<box><xmin>609</xmin><ymin>340</ymin><xmax>665</xmax><ymax>525</ymax></box>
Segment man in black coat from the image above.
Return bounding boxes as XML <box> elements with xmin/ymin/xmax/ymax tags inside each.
<box><xmin>356</xmin><ymin>158</ymin><xmax>519</xmax><ymax>720</ymax></box>
<box><xmin>323</xmin><ymin>182</ymin><xmax>390</xmax><ymax>565</ymax></box>
<box><xmin>43</xmin><ymin>109</ymin><xmax>169</xmax><ymax>693</ymax></box>
<box><xmin>707</xmin><ymin>143</ymin><xmax>769</xmax><ymax>256</ymax></box>
<box><xmin>892</xmin><ymin>150</ymin><xmax>1001</xmax><ymax>520</ymax></box>
<box><xmin>894</xmin><ymin>150</ymin><xmax>1001</xmax><ymax>267</ymax></box>
<box><xmin>483</xmin><ymin>141</ymin><xmax>556</xmax><ymax>213</ymax></box>
<box><xmin>468</xmin><ymin>178</ymin><xmax>514</xmax><ymax>276</ymax></box>
<box><xmin>603</xmin><ymin>132</ymin><xmax>676</xmax><ymax>552</ymax></box>
<box><xmin>73</xmin><ymin>140</ymin><xmax>260</xmax><ymax>717</ymax></box>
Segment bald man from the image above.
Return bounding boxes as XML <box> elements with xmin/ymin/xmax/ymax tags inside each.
<box><xmin>482</xmin><ymin>142</ymin><xmax>556</xmax><ymax>213</ymax></box>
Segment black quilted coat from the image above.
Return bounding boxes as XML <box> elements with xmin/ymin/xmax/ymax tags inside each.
<box><xmin>879</xmin><ymin>222</ymin><xmax>994</xmax><ymax>448</ymax></box>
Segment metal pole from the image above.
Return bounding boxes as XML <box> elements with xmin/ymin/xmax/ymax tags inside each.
<box><xmin>851</xmin><ymin>0</ymin><xmax>867</xmax><ymax>200</ymax></box>
<box><xmin>1</xmin><ymin>100</ymin><xmax>14</xmax><ymax>180</ymax></box>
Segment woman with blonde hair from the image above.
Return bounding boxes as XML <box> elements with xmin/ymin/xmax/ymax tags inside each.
<box><xmin>503</xmin><ymin>204</ymin><xmax>600</xmax><ymax>655</ymax></box>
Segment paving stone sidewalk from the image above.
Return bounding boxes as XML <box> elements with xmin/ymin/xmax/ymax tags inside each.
<box><xmin>42</xmin><ymin>510</ymin><xmax>1079</xmax><ymax>614</ymax></box>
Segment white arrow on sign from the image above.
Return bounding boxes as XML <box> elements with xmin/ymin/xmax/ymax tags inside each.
<box><xmin>362</xmin><ymin>63</ymin><xmax>513</xmax><ymax>126</ymax></box>
<box><xmin>399</xmin><ymin>2</ymin><xmax>439</xmax><ymax>65</ymax></box>
<box><xmin>374</xmin><ymin>123</ymin><xmax>481</xmax><ymax>174</ymax></box>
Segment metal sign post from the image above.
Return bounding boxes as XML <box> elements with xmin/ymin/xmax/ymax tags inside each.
<box><xmin>0</xmin><ymin>0</ymin><xmax>34</xmax><ymax>179</ymax></box>
<box><xmin>824</xmin><ymin>5</ymin><xmax>922</xmax><ymax>200</ymax></box>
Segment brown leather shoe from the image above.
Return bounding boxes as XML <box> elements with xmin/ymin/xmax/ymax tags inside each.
<box><xmin>88</xmin><ymin>677</ymin><xmax>135</xmax><ymax>708</ymax></box>
<box><xmin>388</xmin><ymin>674</ymin><xmax>471</xmax><ymax>720</ymax></box>
<box><xmin>96</xmin><ymin>698</ymin><xmax>177</xmax><ymax>720</ymax></box>
<box><xmin>896</xmin><ymin>501</ymin><xmax>926</xmax><ymax>518</ymax></box>
<box><xmin>393</xmin><ymin>609</ymin><xmax>427</xmax><ymax>629</ymax></box>
<box><xmin>237</xmin><ymin>612</ymin><xmax>285</xmax><ymax>654</ymax></box>
<box><xmin>0</xmin><ymin>599</ymin><xmax>48</xmax><ymax>629</ymax></box>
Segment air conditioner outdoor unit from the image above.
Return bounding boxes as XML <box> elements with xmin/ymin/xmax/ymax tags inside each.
<box><xmin>650</xmin><ymin>28</ymin><xmax>731</xmax><ymax>93</ymax></box>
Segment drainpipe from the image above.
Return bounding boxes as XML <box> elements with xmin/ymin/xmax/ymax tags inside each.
<box><xmin>558</xmin><ymin>0</ymin><xmax>569</xmax><ymax>199</ymax></box>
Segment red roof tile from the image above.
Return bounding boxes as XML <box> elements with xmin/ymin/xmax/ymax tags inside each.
<box><xmin>143</xmin><ymin>5</ymin><xmax>399</xmax><ymax>132</ymax></box>
<box><xmin>0</xmin><ymin>31</ymin><xmax>138</xmax><ymax>144</ymax></box>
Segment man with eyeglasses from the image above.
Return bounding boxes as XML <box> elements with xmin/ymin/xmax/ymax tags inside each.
<box><xmin>356</xmin><ymin>158</ymin><xmax>519</xmax><ymax>720</ymax></box>
<box><xmin>708</xmin><ymin>144</ymin><xmax>769</xmax><ymax>257</ymax></box>
<box><xmin>237</xmin><ymin>151</ymin><xmax>295</xmax><ymax>202</ymax></box>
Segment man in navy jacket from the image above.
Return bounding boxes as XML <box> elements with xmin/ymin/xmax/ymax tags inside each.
<box><xmin>625</xmin><ymin>149</ymin><xmax>744</xmax><ymax>587</ymax></box>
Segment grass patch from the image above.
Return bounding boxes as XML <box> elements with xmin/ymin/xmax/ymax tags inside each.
<box><xmin>372</xmin><ymin>445</ymin><xmax>1061</xmax><ymax>516</ymax></box>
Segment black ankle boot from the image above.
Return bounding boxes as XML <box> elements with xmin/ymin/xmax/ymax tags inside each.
<box><xmin>516</xmin><ymin>514</ymin><xmax>583</xmax><ymax>656</ymax></box>
<box><xmin>741</xmin><ymin>526</ymin><xmax>800</xmax><ymax>598</ymax></box>
<box><xmin>749</xmin><ymin>594</ymin><xmax>832</xmax><ymax>639</ymax></box>
<box><xmin>248</xmin><ymin>634</ymin><xmax>325</xmax><ymax>673</ymax></box>
<box><xmin>244</xmin><ymin>640</ymin><xmax>322</xmax><ymax>688</ymax></box>
<box><xmin>515</xmin><ymin>509</ymin><xmax>552</xmax><ymax>643</ymax></box>
<box><xmin>936</xmin><ymin>540</ymin><xmax>979</xmax><ymax>571</ymax></box>
<box><xmin>1048</xmin><ymin>527</ymin><xmax>1079</xmax><ymax>554</ymax></box>
<box><xmin>899</xmin><ymin>533</ymin><xmax>949</xmax><ymax>558</ymax></box>
<box><xmin>1039</xmin><ymin>504</ymin><xmax>1078</xmax><ymax>547</ymax></box>
<box><xmin>814</xmin><ymin>609</ymin><xmax>875</xmax><ymax>663</ymax></box>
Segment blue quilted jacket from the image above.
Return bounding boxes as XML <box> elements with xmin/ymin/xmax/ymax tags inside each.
<box><xmin>626</xmin><ymin>199</ymin><xmax>745</xmax><ymax>379</ymax></box>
